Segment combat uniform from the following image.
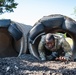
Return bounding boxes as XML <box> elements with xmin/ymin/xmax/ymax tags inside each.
<box><xmin>38</xmin><ymin>33</ymin><xmax>72</xmax><ymax>61</ymax></box>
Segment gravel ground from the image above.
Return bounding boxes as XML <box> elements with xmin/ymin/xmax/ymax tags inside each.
<box><xmin>0</xmin><ymin>54</ymin><xmax>76</xmax><ymax>75</ymax></box>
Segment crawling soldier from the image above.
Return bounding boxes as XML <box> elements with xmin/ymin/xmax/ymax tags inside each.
<box><xmin>38</xmin><ymin>33</ymin><xmax>72</xmax><ymax>61</ymax></box>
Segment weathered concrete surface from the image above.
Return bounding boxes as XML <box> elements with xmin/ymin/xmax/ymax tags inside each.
<box><xmin>13</xmin><ymin>22</ymin><xmax>32</xmax><ymax>53</ymax></box>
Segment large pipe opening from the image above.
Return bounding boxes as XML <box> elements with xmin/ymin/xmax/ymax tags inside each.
<box><xmin>29</xmin><ymin>28</ymin><xmax>74</xmax><ymax>59</ymax></box>
<box><xmin>0</xmin><ymin>19</ymin><xmax>32</xmax><ymax>58</ymax></box>
<box><xmin>0</xmin><ymin>28</ymin><xmax>19</xmax><ymax>57</ymax></box>
<box><xmin>0</xmin><ymin>19</ymin><xmax>24</xmax><ymax>58</ymax></box>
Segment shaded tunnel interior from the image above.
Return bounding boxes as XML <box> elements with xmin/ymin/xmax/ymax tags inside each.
<box><xmin>0</xmin><ymin>27</ymin><xmax>21</xmax><ymax>57</ymax></box>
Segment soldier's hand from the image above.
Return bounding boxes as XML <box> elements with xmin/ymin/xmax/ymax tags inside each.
<box><xmin>55</xmin><ymin>56</ymin><xmax>67</xmax><ymax>61</ymax></box>
<box><xmin>40</xmin><ymin>56</ymin><xmax>46</xmax><ymax>61</ymax></box>
<box><xmin>41</xmin><ymin>57</ymin><xmax>46</xmax><ymax>61</ymax></box>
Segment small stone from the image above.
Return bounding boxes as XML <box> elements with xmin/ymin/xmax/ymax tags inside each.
<box><xmin>15</xmin><ymin>65</ymin><xmax>18</xmax><ymax>70</ymax></box>
<box><xmin>6</xmin><ymin>66</ymin><xmax>10</xmax><ymax>72</ymax></box>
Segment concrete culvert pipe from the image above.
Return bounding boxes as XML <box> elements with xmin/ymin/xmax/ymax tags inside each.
<box><xmin>0</xmin><ymin>19</ymin><xmax>32</xmax><ymax>57</ymax></box>
<box><xmin>28</xmin><ymin>14</ymin><xmax>76</xmax><ymax>60</ymax></box>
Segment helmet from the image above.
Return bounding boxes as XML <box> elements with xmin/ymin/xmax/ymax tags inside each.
<box><xmin>46</xmin><ymin>33</ymin><xmax>55</xmax><ymax>42</ymax></box>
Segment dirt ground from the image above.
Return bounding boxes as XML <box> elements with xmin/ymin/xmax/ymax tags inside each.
<box><xmin>0</xmin><ymin>54</ymin><xmax>76</xmax><ymax>75</ymax></box>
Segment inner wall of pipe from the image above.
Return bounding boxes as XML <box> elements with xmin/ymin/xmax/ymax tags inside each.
<box><xmin>0</xmin><ymin>28</ymin><xmax>21</xmax><ymax>57</ymax></box>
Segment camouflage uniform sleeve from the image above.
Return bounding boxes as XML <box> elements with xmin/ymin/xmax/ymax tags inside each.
<box><xmin>62</xmin><ymin>39</ymin><xmax>72</xmax><ymax>60</ymax></box>
<box><xmin>38</xmin><ymin>36</ymin><xmax>46</xmax><ymax>60</ymax></box>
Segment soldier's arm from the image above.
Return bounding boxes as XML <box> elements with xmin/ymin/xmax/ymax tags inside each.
<box><xmin>62</xmin><ymin>39</ymin><xmax>72</xmax><ymax>60</ymax></box>
<box><xmin>47</xmin><ymin>52</ymin><xmax>59</xmax><ymax>60</ymax></box>
<box><xmin>38</xmin><ymin>37</ymin><xmax>46</xmax><ymax>61</ymax></box>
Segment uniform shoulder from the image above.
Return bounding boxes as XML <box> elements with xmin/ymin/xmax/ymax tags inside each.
<box><xmin>53</xmin><ymin>33</ymin><xmax>65</xmax><ymax>38</ymax></box>
<box><xmin>53</xmin><ymin>33</ymin><xmax>65</xmax><ymax>41</ymax></box>
<box><xmin>40</xmin><ymin>35</ymin><xmax>46</xmax><ymax>43</ymax></box>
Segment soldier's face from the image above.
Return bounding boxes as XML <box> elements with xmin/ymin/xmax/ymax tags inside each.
<box><xmin>46</xmin><ymin>39</ymin><xmax>55</xmax><ymax>49</ymax></box>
